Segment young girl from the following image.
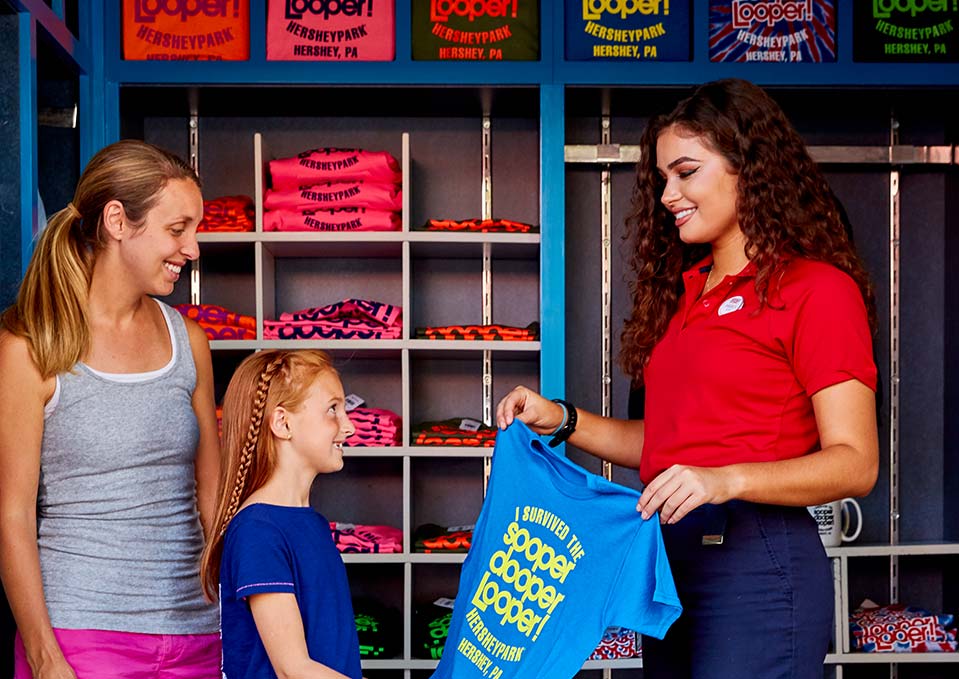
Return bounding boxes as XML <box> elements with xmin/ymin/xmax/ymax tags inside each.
<box><xmin>200</xmin><ymin>350</ymin><xmax>363</xmax><ymax>679</ymax></box>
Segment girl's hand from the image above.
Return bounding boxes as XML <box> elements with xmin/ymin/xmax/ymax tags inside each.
<box><xmin>495</xmin><ymin>386</ymin><xmax>565</xmax><ymax>434</ymax></box>
<box><xmin>637</xmin><ymin>465</ymin><xmax>735</xmax><ymax>524</ymax></box>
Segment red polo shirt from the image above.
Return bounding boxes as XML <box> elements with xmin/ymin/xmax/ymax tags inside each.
<box><xmin>639</xmin><ymin>256</ymin><xmax>877</xmax><ymax>485</ymax></box>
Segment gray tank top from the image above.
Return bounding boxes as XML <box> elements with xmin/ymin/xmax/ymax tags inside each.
<box><xmin>38</xmin><ymin>299</ymin><xmax>219</xmax><ymax>633</ymax></box>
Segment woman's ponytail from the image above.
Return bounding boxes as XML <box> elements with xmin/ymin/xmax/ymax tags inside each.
<box><xmin>2</xmin><ymin>204</ymin><xmax>93</xmax><ymax>378</ymax></box>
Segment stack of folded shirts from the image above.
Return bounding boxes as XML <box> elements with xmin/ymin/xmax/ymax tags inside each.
<box><xmin>175</xmin><ymin>304</ymin><xmax>256</xmax><ymax>340</ymax></box>
<box><xmin>589</xmin><ymin>628</ymin><xmax>641</xmax><ymax>660</ymax></box>
<box><xmin>851</xmin><ymin>600</ymin><xmax>957</xmax><ymax>652</ymax></box>
<box><xmin>413</xmin><ymin>523</ymin><xmax>473</xmax><ymax>553</ymax></box>
<box><xmin>412</xmin><ymin>418</ymin><xmax>497</xmax><ymax>447</ymax></box>
<box><xmin>353</xmin><ymin>597</ymin><xmax>403</xmax><ymax>659</ymax></box>
<box><xmin>413</xmin><ymin>602</ymin><xmax>454</xmax><ymax>660</ymax></box>
<box><xmin>198</xmin><ymin>195</ymin><xmax>255</xmax><ymax>232</ymax></box>
<box><xmin>264</xmin><ymin>299</ymin><xmax>402</xmax><ymax>340</ymax></box>
<box><xmin>419</xmin><ymin>218</ymin><xmax>538</xmax><ymax>233</ymax></box>
<box><xmin>330</xmin><ymin>522</ymin><xmax>402</xmax><ymax>554</ymax></box>
<box><xmin>265</xmin><ymin>148</ymin><xmax>402</xmax><ymax>233</ymax></box>
<box><xmin>415</xmin><ymin>322</ymin><xmax>539</xmax><ymax>341</ymax></box>
<box><xmin>345</xmin><ymin>407</ymin><xmax>401</xmax><ymax>447</ymax></box>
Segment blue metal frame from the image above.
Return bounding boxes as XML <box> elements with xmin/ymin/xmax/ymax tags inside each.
<box><xmin>540</xmin><ymin>83</ymin><xmax>565</xmax><ymax>398</ymax></box>
<box><xmin>8</xmin><ymin>0</ymin><xmax>83</xmax><ymax>61</ymax></box>
<box><xmin>539</xmin><ymin>5</ymin><xmax>563</xmax><ymax>398</ymax></box>
<box><xmin>79</xmin><ymin>0</ymin><xmax>108</xmax><ymax>165</ymax></box>
<box><xmin>17</xmin><ymin>10</ymin><xmax>37</xmax><ymax>278</ymax></box>
<box><xmin>7</xmin><ymin>0</ymin><xmax>98</xmax><ymax>276</ymax></box>
<box><xmin>109</xmin><ymin>55</ymin><xmax>556</xmax><ymax>85</ymax></box>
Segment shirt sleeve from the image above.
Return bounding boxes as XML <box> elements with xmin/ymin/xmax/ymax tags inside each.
<box><xmin>783</xmin><ymin>264</ymin><xmax>877</xmax><ymax>397</ymax></box>
<box><xmin>224</xmin><ymin>518</ymin><xmax>297</xmax><ymax>601</ymax></box>
<box><xmin>603</xmin><ymin>520</ymin><xmax>682</xmax><ymax>640</ymax></box>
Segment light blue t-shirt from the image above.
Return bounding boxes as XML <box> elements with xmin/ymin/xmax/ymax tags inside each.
<box><xmin>431</xmin><ymin>421</ymin><xmax>681</xmax><ymax>679</ymax></box>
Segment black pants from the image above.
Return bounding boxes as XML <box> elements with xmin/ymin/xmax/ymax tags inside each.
<box><xmin>643</xmin><ymin>502</ymin><xmax>833</xmax><ymax>679</ymax></box>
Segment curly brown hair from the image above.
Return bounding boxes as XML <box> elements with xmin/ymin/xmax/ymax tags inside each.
<box><xmin>621</xmin><ymin>79</ymin><xmax>876</xmax><ymax>382</ymax></box>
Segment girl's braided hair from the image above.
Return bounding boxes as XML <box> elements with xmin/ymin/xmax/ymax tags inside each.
<box><xmin>199</xmin><ymin>350</ymin><xmax>336</xmax><ymax>601</ymax></box>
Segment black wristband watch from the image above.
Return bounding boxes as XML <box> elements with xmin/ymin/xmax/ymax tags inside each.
<box><xmin>548</xmin><ymin>399</ymin><xmax>577</xmax><ymax>447</ymax></box>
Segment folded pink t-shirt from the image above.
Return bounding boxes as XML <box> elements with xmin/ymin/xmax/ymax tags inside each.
<box><xmin>348</xmin><ymin>407</ymin><xmax>402</xmax><ymax>425</ymax></box>
<box><xmin>263</xmin><ymin>207</ymin><xmax>400</xmax><ymax>232</ymax></box>
<box><xmin>330</xmin><ymin>523</ymin><xmax>402</xmax><ymax>554</ymax></box>
<box><xmin>264</xmin><ymin>299</ymin><xmax>402</xmax><ymax>340</ymax></box>
<box><xmin>264</xmin><ymin>181</ymin><xmax>402</xmax><ymax>211</ymax></box>
<box><xmin>280</xmin><ymin>299</ymin><xmax>401</xmax><ymax>326</ymax></box>
<box><xmin>270</xmin><ymin>149</ymin><xmax>401</xmax><ymax>190</ymax></box>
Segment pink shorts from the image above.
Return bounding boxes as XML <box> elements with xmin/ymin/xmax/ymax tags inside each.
<box><xmin>14</xmin><ymin>628</ymin><xmax>221</xmax><ymax>679</ymax></box>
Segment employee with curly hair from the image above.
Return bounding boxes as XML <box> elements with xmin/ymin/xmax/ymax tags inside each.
<box><xmin>497</xmin><ymin>79</ymin><xmax>879</xmax><ymax>679</ymax></box>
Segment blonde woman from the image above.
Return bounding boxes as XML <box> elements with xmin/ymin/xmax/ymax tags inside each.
<box><xmin>0</xmin><ymin>140</ymin><xmax>220</xmax><ymax>678</ymax></box>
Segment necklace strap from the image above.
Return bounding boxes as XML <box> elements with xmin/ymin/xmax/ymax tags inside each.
<box><xmin>703</xmin><ymin>267</ymin><xmax>718</xmax><ymax>295</ymax></box>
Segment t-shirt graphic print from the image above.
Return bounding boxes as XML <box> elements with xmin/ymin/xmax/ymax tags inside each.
<box><xmin>431</xmin><ymin>421</ymin><xmax>681</xmax><ymax>679</ymax></box>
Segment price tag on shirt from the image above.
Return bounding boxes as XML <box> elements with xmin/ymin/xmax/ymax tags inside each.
<box><xmin>434</xmin><ymin>597</ymin><xmax>456</xmax><ymax>609</ymax></box>
<box><xmin>345</xmin><ymin>394</ymin><xmax>366</xmax><ymax>412</ymax></box>
<box><xmin>459</xmin><ymin>418</ymin><xmax>482</xmax><ymax>432</ymax></box>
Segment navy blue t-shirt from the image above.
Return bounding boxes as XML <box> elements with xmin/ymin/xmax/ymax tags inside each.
<box><xmin>432</xmin><ymin>421</ymin><xmax>682</xmax><ymax>679</ymax></box>
<box><xmin>220</xmin><ymin>504</ymin><xmax>362</xmax><ymax>679</ymax></box>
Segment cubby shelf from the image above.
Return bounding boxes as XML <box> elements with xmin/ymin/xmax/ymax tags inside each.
<box><xmin>338</xmin><ymin>555</ymin><xmax>471</xmax><ymax>566</ymax></box>
<box><xmin>167</xmin><ymin>90</ymin><xmax>545</xmax><ymax>676</ymax></box>
<box><xmin>825</xmin><ymin>654</ymin><xmax>959</xmax><ymax>665</ymax></box>
<box><xmin>340</xmin><ymin>447</ymin><xmax>492</xmax><ymax>459</ymax></box>
<box><xmin>825</xmin><ymin>543</ymin><xmax>959</xmax><ymax>558</ymax></box>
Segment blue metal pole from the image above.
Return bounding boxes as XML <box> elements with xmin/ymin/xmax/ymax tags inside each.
<box><xmin>540</xmin><ymin>83</ymin><xmax>565</xmax><ymax>399</ymax></box>
<box><xmin>18</xmin><ymin>10</ymin><xmax>37</xmax><ymax>276</ymax></box>
<box><xmin>79</xmin><ymin>0</ymin><xmax>100</xmax><ymax>164</ymax></box>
